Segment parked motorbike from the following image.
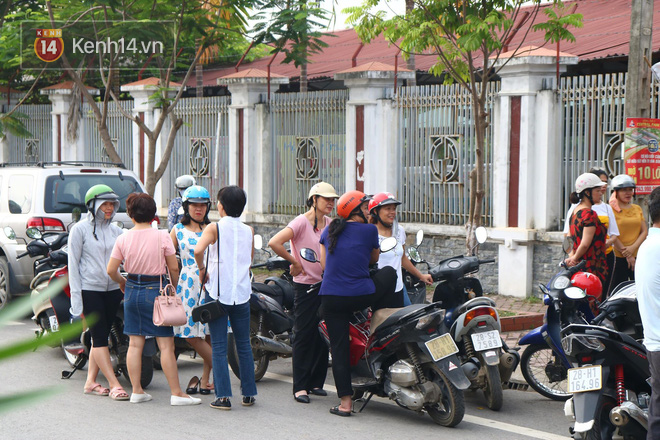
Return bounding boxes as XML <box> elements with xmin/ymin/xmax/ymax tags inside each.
<box><xmin>402</xmin><ymin>230</ymin><xmax>428</xmax><ymax>305</ymax></box>
<box><xmin>227</xmin><ymin>235</ymin><xmax>296</xmax><ymax>381</ymax></box>
<box><xmin>419</xmin><ymin>226</ymin><xmax>518</xmax><ymax>411</ymax></box>
<box><xmin>302</xmin><ymin>239</ymin><xmax>471</xmax><ymax>427</ymax></box>
<box><xmin>562</xmin><ymin>322</ymin><xmax>650</xmax><ymax>440</ymax></box>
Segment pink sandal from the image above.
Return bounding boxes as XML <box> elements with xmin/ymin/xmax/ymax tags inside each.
<box><xmin>84</xmin><ymin>383</ymin><xmax>110</xmax><ymax>396</ymax></box>
<box><xmin>109</xmin><ymin>387</ymin><xmax>130</xmax><ymax>401</ymax></box>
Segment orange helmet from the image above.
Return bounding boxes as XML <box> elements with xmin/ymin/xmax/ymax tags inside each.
<box><xmin>368</xmin><ymin>192</ymin><xmax>401</xmax><ymax>213</ymax></box>
<box><xmin>337</xmin><ymin>190</ymin><xmax>369</xmax><ymax>219</ymax></box>
<box><xmin>571</xmin><ymin>272</ymin><xmax>603</xmax><ymax>301</ymax></box>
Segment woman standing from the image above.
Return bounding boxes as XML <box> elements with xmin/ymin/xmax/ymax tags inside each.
<box><xmin>565</xmin><ymin>173</ymin><xmax>609</xmax><ymax>289</ymax></box>
<box><xmin>368</xmin><ymin>192</ymin><xmax>433</xmax><ymax>305</ymax></box>
<box><xmin>268</xmin><ymin>182</ymin><xmax>339</xmax><ymax>404</ymax></box>
<box><xmin>107</xmin><ymin>193</ymin><xmax>201</xmax><ymax>406</ymax></box>
<box><xmin>170</xmin><ymin>185</ymin><xmax>214</xmax><ymax>395</ymax></box>
<box><xmin>69</xmin><ymin>184</ymin><xmax>128</xmax><ymax>401</ymax></box>
<box><xmin>609</xmin><ymin>174</ymin><xmax>648</xmax><ymax>288</ymax></box>
<box><xmin>319</xmin><ymin>190</ymin><xmax>402</xmax><ymax>417</ymax></box>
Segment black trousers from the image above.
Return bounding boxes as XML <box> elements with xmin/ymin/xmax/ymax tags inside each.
<box><xmin>82</xmin><ymin>289</ymin><xmax>123</xmax><ymax>348</ymax></box>
<box><xmin>609</xmin><ymin>256</ymin><xmax>635</xmax><ymax>295</ymax></box>
<box><xmin>292</xmin><ymin>282</ymin><xmax>328</xmax><ymax>394</ymax></box>
<box><xmin>603</xmin><ymin>251</ymin><xmax>616</xmax><ymax>297</ymax></box>
<box><xmin>321</xmin><ymin>267</ymin><xmax>401</xmax><ymax>398</ymax></box>
<box><xmin>648</xmin><ymin>350</ymin><xmax>660</xmax><ymax>440</ymax></box>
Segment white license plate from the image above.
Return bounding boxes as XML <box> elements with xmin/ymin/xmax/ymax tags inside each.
<box><xmin>568</xmin><ymin>365</ymin><xmax>602</xmax><ymax>393</ymax></box>
<box><xmin>49</xmin><ymin>315</ymin><xmax>59</xmax><ymax>332</ymax></box>
<box><xmin>470</xmin><ymin>330</ymin><xmax>503</xmax><ymax>351</ymax></box>
<box><xmin>425</xmin><ymin>333</ymin><xmax>459</xmax><ymax>362</ymax></box>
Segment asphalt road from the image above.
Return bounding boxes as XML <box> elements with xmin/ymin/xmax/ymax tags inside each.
<box><xmin>0</xmin><ymin>318</ymin><xmax>572</xmax><ymax>440</ymax></box>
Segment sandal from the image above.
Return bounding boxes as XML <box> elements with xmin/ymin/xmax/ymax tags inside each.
<box><xmin>109</xmin><ymin>387</ymin><xmax>130</xmax><ymax>401</ymax></box>
<box><xmin>84</xmin><ymin>383</ymin><xmax>110</xmax><ymax>396</ymax></box>
<box><xmin>329</xmin><ymin>405</ymin><xmax>352</xmax><ymax>417</ymax></box>
<box><xmin>186</xmin><ymin>376</ymin><xmax>200</xmax><ymax>395</ymax></box>
<box><xmin>200</xmin><ymin>383</ymin><xmax>214</xmax><ymax>395</ymax></box>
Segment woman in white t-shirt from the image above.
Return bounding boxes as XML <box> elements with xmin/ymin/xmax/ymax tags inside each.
<box><xmin>368</xmin><ymin>192</ymin><xmax>432</xmax><ymax>305</ymax></box>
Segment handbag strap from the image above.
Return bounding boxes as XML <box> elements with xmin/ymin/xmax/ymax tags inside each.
<box><xmin>196</xmin><ymin>230</ymin><xmax>212</xmax><ymax>307</ymax></box>
<box><xmin>158</xmin><ymin>229</ymin><xmax>173</xmax><ymax>295</ymax></box>
<box><xmin>197</xmin><ymin>222</ymin><xmax>221</xmax><ymax>306</ymax></box>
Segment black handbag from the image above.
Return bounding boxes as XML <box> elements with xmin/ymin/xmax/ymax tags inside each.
<box><xmin>192</xmin><ymin>224</ymin><xmax>226</xmax><ymax>324</ymax></box>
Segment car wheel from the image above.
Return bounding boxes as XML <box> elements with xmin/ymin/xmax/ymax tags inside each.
<box><xmin>0</xmin><ymin>256</ymin><xmax>10</xmax><ymax>310</ymax></box>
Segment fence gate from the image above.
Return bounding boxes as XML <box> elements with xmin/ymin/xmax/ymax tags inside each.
<box><xmin>268</xmin><ymin>90</ymin><xmax>348</xmax><ymax>215</ymax></box>
<box><xmin>83</xmin><ymin>100</ymin><xmax>134</xmax><ymax>168</ymax></box>
<box><xmin>392</xmin><ymin>84</ymin><xmax>499</xmax><ymax>226</ymax></box>
<box><xmin>6</xmin><ymin>104</ymin><xmax>52</xmax><ymax>164</ymax></box>
<box><xmin>168</xmin><ymin>96</ymin><xmax>231</xmax><ymax>203</ymax></box>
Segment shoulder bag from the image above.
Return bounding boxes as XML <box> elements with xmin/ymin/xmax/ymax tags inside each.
<box><xmin>192</xmin><ymin>223</ymin><xmax>227</xmax><ymax>324</ymax></box>
<box><xmin>153</xmin><ymin>230</ymin><xmax>187</xmax><ymax>327</ymax></box>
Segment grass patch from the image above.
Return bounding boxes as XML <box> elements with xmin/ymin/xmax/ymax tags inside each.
<box><xmin>523</xmin><ymin>295</ymin><xmax>542</xmax><ymax>304</ymax></box>
<box><xmin>498</xmin><ymin>310</ymin><xmax>517</xmax><ymax>317</ymax></box>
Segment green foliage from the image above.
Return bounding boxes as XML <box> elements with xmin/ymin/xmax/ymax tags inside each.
<box><xmin>0</xmin><ymin>112</ymin><xmax>32</xmax><ymax>139</ymax></box>
<box><xmin>532</xmin><ymin>4</ymin><xmax>583</xmax><ymax>44</ymax></box>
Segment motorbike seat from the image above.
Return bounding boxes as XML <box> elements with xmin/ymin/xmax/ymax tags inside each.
<box><xmin>252</xmin><ymin>282</ymin><xmax>281</xmax><ymax>301</ymax></box>
<box><xmin>252</xmin><ymin>278</ymin><xmax>295</xmax><ymax>310</ymax></box>
<box><xmin>455</xmin><ymin>297</ymin><xmax>496</xmax><ymax>316</ymax></box>
<box><xmin>371</xmin><ymin>304</ymin><xmax>428</xmax><ymax>333</ymax></box>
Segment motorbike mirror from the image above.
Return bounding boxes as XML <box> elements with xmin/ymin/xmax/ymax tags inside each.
<box><xmin>299</xmin><ymin>248</ymin><xmax>319</xmax><ymax>263</ymax></box>
<box><xmin>3</xmin><ymin>226</ymin><xmax>16</xmax><ymax>240</ymax></box>
<box><xmin>415</xmin><ymin>230</ymin><xmax>424</xmax><ymax>246</ymax></box>
<box><xmin>380</xmin><ymin>236</ymin><xmax>397</xmax><ymax>253</ymax></box>
<box><xmin>564</xmin><ymin>286</ymin><xmax>587</xmax><ymax>300</ymax></box>
<box><xmin>407</xmin><ymin>246</ymin><xmax>422</xmax><ymax>263</ymax></box>
<box><xmin>475</xmin><ymin>226</ymin><xmax>488</xmax><ymax>244</ymax></box>
<box><xmin>26</xmin><ymin>227</ymin><xmax>42</xmax><ymax>240</ymax></box>
<box><xmin>253</xmin><ymin>234</ymin><xmax>263</xmax><ymax>250</ymax></box>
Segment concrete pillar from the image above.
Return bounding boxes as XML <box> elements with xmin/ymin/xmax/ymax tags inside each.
<box><xmin>490</xmin><ymin>47</ymin><xmax>578</xmax><ymax>297</ymax></box>
<box><xmin>334</xmin><ymin>62</ymin><xmax>414</xmax><ymax>196</ymax></box>
<box><xmin>217</xmin><ymin>69</ymin><xmax>289</xmax><ymax>216</ymax></box>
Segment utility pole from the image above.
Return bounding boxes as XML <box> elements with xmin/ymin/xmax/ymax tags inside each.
<box><xmin>626</xmin><ymin>0</ymin><xmax>654</xmax><ymax>120</ymax></box>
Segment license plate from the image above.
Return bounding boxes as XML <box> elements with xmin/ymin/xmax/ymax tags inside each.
<box><xmin>49</xmin><ymin>315</ymin><xmax>59</xmax><ymax>332</ymax></box>
<box><xmin>568</xmin><ymin>365</ymin><xmax>602</xmax><ymax>393</ymax></box>
<box><xmin>425</xmin><ymin>333</ymin><xmax>459</xmax><ymax>361</ymax></box>
<box><xmin>470</xmin><ymin>330</ymin><xmax>503</xmax><ymax>351</ymax></box>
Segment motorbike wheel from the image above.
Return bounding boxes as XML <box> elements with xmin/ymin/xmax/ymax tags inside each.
<box><xmin>483</xmin><ymin>365</ymin><xmax>503</xmax><ymax>411</ymax></box>
<box><xmin>582</xmin><ymin>396</ymin><xmax>617</xmax><ymax>440</ymax></box>
<box><xmin>0</xmin><ymin>256</ymin><xmax>10</xmax><ymax>310</ymax></box>
<box><xmin>227</xmin><ymin>319</ymin><xmax>270</xmax><ymax>382</ymax></box>
<box><xmin>520</xmin><ymin>344</ymin><xmax>570</xmax><ymax>401</ymax></box>
<box><xmin>424</xmin><ymin>365</ymin><xmax>465</xmax><ymax>427</ymax></box>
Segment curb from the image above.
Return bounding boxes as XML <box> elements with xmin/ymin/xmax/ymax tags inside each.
<box><xmin>500</xmin><ymin>312</ymin><xmax>544</xmax><ymax>332</ymax></box>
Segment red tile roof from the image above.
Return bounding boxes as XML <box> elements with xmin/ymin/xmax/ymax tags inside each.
<box><xmin>41</xmin><ymin>81</ymin><xmax>97</xmax><ymax>90</ymax></box>
<box><xmin>122</xmin><ymin>77</ymin><xmax>183</xmax><ymax>87</ymax></box>
<box><xmin>337</xmin><ymin>61</ymin><xmax>411</xmax><ymax>74</ymax></box>
<box><xmin>189</xmin><ymin>0</ymin><xmax>660</xmax><ymax>87</ymax></box>
<box><xmin>219</xmin><ymin>68</ymin><xmax>286</xmax><ymax>79</ymax></box>
<box><xmin>0</xmin><ymin>85</ymin><xmax>21</xmax><ymax>94</ymax></box>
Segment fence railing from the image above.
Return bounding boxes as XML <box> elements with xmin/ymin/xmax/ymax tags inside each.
<box><xmin>83</xmin><ymin>100</ymin><xmax>134</xmax><ymax>169</ymax></box>
<box><xmin>267</xmin><ymin>90</ymin><xmax>348</xmax><ymax>215</ymax></box>
<box><xmin>391</xmin><ymin>83</ymin><xmax>499</xmax><ymax>226</ymax></box>
<box><xmin>6</xmin><ymin>104</ymin><xmax>52</xmax><ymax>164</ymax></box>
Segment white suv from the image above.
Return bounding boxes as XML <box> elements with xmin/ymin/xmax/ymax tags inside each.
<box><xmin>0</xmin><ymin>162</ymin><xmax>146</xmax><ymax>308</ymax></box>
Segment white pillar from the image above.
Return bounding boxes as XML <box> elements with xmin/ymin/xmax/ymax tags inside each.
<box><xmin>490</xmin><ymin>47</ymin><xmax>578</xmax><ymax>297</ymax></box>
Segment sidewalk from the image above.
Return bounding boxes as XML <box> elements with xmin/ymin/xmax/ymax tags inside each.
<box><xmin>486</xmin><ymin>293</ymin><xmax>545</xmax><ymax>348</ymax></box>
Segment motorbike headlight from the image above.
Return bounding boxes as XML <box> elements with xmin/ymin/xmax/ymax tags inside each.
<box><xmin>415</xmin><ymin>309</ymin><xmax>445</xmax><ymax>330</ymax></box>
<box><xmin>553</xmin><ymin>275</ymin><xmax>571</xmax><ymax>290</ymax></box>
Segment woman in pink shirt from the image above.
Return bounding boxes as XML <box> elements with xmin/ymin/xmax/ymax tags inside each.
<box><xmin>268</xmin><ymin>182</ymin><xmax>339</xmax><ymax>404</ymax></box>
<box><xmin>107</xmin><ymin>193</ymin><xmax>201</xmax><ymax>406</ymax></box>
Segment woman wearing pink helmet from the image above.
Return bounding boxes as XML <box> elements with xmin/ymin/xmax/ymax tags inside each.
<box><xmin>368</xmin><ymin>192</ymin><xmax>432</xmax><ymax>305</ymax></box>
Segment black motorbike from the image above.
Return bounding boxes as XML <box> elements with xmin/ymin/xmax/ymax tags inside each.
<box><xmin>562</xmin><ymin>322</ymin><xmax>650</xmax><ymax>440</ymax></box>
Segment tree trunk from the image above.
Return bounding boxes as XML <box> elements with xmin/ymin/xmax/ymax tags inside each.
<box><xmin>405</xmin><ymin>0</ymin><xmax>416</xmax><ymax>87</ymax></box>
<box><xmin>300</xmin><ymin>63</ymin><xmax>308</xmax><ymax>92</ymax></box>
<box><xmin>466</xmin><ymin>98</ymin><xmax>488</xmax><ymax>255</ymax></box>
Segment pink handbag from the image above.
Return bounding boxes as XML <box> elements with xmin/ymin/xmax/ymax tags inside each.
<box><xmin>153</xmin><ymin>231</ymin><xmax>187</xmax><ymax>327</ymax></box>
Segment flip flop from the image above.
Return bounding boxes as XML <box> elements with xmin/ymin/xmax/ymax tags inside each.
<box><xmin>109</xmin><ymin>387</ymin><xmax>130</xmax><ymax>401</ymax></box>
<box><xmin>84</xmin><ymin>383</ymin><xmax>110</xmax><ymax>396</ymax></box>
<box><xmin>329</xmin><ymin>405</ymin><xmax>351</xmax><ymax>417</ymax></box>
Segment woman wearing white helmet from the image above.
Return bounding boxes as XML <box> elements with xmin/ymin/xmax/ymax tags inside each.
<box><xmin>167</xmin><ymin>175</ymin><xmax>196</xmax><ymax>231</ymax></box>
<box><xmin>268</xmin><ymin>182</ymin><xmax>339</xmax><ymax>403</ymax></box>
<box><xmin>608</xmin><ymin>174</ymin><xmax>648</xmax><ymax>288</ymax></box>
<box><xmin>565</xmin><ymin>173</ymin><xmax>609</xmax><ymax>287</ymax></box>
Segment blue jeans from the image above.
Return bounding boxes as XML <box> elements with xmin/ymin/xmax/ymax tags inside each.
<box><xmin>207</xmin><ymin>301</ymin><xmax>257</xmax><ymax>399</ymax></box>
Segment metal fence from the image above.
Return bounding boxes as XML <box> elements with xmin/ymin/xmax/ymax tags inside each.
<box><xmin>83</xmin><ymin>100</ymin><xmax>134</xmax><ymax>168</ymax></box>
<box><xmin>267</xmin><ymin>90</ymin><xmax>348</xmax><ymax>215</ymax></box>
<box><xmin>391</xmin><ymin>83</ymin><xmax>499</xmax><ymax>226</ymax></box>
<box><xmin>167</xmin><ymin>96</ymin><xmax>231</xmax><ymax>204</ymax></box>
<box><xmin>5</xmin><ymin>104</ymin><xmax>52</xmax><ymax>163</ymax></box>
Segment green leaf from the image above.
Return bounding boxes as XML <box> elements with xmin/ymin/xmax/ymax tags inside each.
<box><xmin>0</xmin><ymin>387</ymin><xmax>63</xmax><ymax>414</ymax></box>
<box><xmin>0</xmin><ymin>277</ymin><xmax>68</xmax><ymax>328</ymax></box>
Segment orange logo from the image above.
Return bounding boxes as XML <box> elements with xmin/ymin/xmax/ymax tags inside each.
<box><xmin>34</xmin><ymin>29</ymin><xmax>63</xmax><ymax>62</ymax></box>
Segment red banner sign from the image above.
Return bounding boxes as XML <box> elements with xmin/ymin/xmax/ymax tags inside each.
<box><xmin>624</xmin><ymin>118</ymin><xmax>660</xmax><ymax>194</ymax></box>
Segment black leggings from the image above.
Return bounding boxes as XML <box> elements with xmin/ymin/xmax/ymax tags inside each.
<box><xmin>321</xmin><ymin>266</ymin><xmax>401</xmax><ymax>398</ymax></box>
<box><xmin>609</xmin><ymin>256</ymin><xmax>635</xmax><ymax>295</ymax></box>
<box><xmin>82</xmin><ymin>289</ymin><xmax>123</xmax><ymax>348</ymax></box>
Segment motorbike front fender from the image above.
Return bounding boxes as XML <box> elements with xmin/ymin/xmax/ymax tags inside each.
<box><xmin>518</xmin><ymin>324</ymin><xmax>546</xmax><ymax>346</ymax></box>
<box><xmin>435</xmin><ymin>354</ymin><xmax>471</xmax><ymax>390</ymax></box>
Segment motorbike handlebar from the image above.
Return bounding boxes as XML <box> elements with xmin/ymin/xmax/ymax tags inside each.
<box><xmin>16</xmin><ymin>251</ymin><xmax>29</xmax><ymax>259</ymax></box>
<box><xmin>479</xmin><ymin>259</ymin><xmax>496</xmax><ymax>265</ymax></box>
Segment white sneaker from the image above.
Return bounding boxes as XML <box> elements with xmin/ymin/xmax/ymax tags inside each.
<box><xmin>130</xmin><ymin>393</ymin><xmax>152</xmax><ymax>403</ymax></box>
<box><xmin>171</xmin><ymin>395</ymin><xmax>202</xmax><ymax>406</ymax></box>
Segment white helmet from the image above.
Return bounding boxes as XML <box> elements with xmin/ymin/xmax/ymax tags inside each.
<box><xmin>175</xmin><ymin>175</ymin><xmax>196</xmax><ymax>190</ymax></box>
<box><xmin>575</xmin><ymin>173</ymin><xmax>607</xmax><ymax>194</ymax></box>
<box><xmin>611</xmin><ymin>174</ymin><xmax>636</xmax><ymax>191</ymax></box>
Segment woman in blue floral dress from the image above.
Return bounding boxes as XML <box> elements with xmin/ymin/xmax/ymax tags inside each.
<box><xmin>170</xmin><ymin>185</ymin><xmax>214</xmax><ymax>395</ymax></box>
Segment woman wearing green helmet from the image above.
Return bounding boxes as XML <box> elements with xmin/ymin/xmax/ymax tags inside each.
<box><xmin>69</xmin><ymin>184</ymin><xmax>129</xmax><ymax>401</ymax></box>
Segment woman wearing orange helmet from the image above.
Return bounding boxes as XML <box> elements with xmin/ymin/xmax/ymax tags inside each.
<box><xmin>368</xmin><ymin>192</ymin><xmax>433</xmax><ymax>305</ymax></box>
<box><xmin>318</xmin><ymin>190</ymin><xmax>402</xmax><ymax>417</ymax></box>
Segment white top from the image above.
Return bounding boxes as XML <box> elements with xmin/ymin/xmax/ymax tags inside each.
<box><xmin>635</xmin><ymin>227</ymin><xmax>660</xmax><ymax>351</ymax></box>
<box><xmin>205</xmin><ymin>216</ymin><xmax>253</xmax><ymax>305</ymax></box>
<box><xmin>377</xmin><ymin>226</ymin><xmax>406</xmax><ymax>292</ymax></box>
<box><xmin>563</xmin><ymin>202</ymin><xmax>620</xmax><ymax>237</ymax></box>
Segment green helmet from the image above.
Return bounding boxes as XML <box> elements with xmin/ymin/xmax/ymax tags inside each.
<box><xmin>85</xmin><ymin>184</ymin><xmax>119</xmax><ymax>209</ymax></box>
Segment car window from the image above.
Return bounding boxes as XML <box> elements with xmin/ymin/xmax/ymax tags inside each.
<box><xmin>44</xmin><ymin>174</ymin><xmax>143</xmax><ymax>214</ymax></box>
<box><xmin>8</xmin><ymin>175</ymin><xmax>33</xmax><ymax>214</ymax></box>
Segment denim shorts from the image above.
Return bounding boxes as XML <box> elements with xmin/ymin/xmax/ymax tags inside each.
<box><xmin>123</xmin><ymin>278</ymin><xmax>174</xmax><ymax>337</ymax></box>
